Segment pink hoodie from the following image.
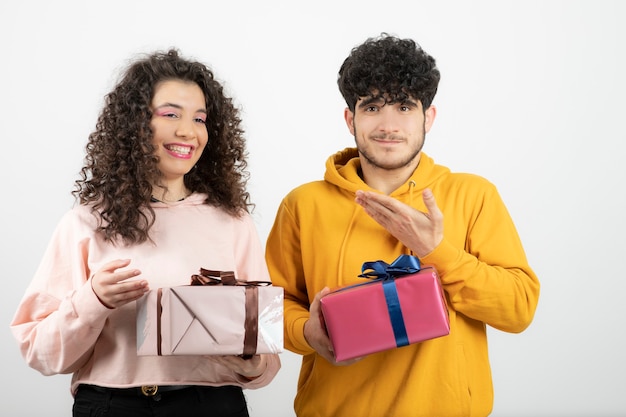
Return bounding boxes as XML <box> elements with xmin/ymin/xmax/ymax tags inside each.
<box><xmin>10</xmin><ymin>193</ymin><xmax>280</xmax><ymax>394</ymax></box>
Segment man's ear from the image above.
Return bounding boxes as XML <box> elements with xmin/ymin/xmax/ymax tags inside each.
<box><xmin>424</xmin><ymin>105</ymin><xmax>437</xmax><ymax>133</ymax></box>
<box><xmin>344</xmin><ymin>107</ymin><xmax>355</xmax><ymax>135</ymax></box>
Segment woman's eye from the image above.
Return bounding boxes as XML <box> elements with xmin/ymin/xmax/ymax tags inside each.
<box><xmin>195</xmin><ymin>116</ymin><xmax>207</xmax><ymax>124</ymax></box>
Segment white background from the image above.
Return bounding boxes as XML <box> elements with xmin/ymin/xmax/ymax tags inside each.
<box><xmin>1</xmin><ymin>1</ymin><xmax>625</xmax><ymax>416</ymax></box>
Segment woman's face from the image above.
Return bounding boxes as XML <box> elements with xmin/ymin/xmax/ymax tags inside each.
<box><xmin>149</xmin><ymin>80</ymin><xmax>208</xmax><ymax>183</ymax></box>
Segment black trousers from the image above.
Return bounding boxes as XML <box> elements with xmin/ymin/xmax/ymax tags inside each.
<box><xmin>73</xmin><ymin>384</ymin><xmax>249</xmax><ymax>417</ymax></box>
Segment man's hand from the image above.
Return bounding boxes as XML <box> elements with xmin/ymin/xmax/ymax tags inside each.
<box><xmin>304</xmin><ymin>288</ymin><xmax>362</xmax><ymax>366</ymax></box>
<box><xmin>90</xmin><ymin>259</ymin><xmax>148</xmax><ymax>308</ymax></box>
<box><xmin>355</xmin><ymin>188</ymin><xmax>443</xmax><ymax>258</ymax></box>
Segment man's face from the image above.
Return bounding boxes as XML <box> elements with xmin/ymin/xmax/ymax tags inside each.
<box><xmin>345</xmin><ymin>95</ymin><xmax>436</xmax><ymax>172</ymax></box>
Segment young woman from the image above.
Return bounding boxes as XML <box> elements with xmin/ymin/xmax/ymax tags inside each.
<box><xmin>11</xmin><ymin>49</ymin><xmax>280</xmax><ymax>417</ymax></box>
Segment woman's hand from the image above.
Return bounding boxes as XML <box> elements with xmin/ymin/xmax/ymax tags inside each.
<box><xmin>90</xmin><ymin>259</ymin><xmax>149</xmax><ymax>308</ymax></box>
<box><xmin>210</xmin><ymin>354</ymin><xmax>269</xmax><ymax>380</ymax></box>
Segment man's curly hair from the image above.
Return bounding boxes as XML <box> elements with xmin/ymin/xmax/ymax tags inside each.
<box><xmin>338</xmin><ymin>33</ymin><xmax>440</xmax><ymax>112</ymax></box>
<box><xmin>73</xmin><ymin>49</ymin><xmax>251</xmax><ymax>245</ymax></box>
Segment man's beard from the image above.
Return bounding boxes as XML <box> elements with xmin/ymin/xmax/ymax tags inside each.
<box><xmin>354</xmin><ymin>125</ymin><xmax>425</xmax><ymax>170</ymax></box>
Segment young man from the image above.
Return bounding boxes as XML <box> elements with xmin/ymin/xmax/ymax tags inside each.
<box><xmin>266</xmin><ymin>34</ymin><xmax>540</xmax><ymax>417</ymax></box>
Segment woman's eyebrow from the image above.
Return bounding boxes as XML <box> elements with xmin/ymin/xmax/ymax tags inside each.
<box><xmin>154</xmin><ymin>102</ymin><xmax>207</xmax><ymax>113</ymax></box>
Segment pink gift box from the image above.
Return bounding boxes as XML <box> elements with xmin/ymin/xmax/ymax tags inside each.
<box><xmin>320</xmin><ymin>261</ymin><xmax>449</xmax><ymax>362</ymax></box>
<box><xmin>137</xmin><ymin>270</ymin><xmax>283</xmax><ymax>356</ymax></box>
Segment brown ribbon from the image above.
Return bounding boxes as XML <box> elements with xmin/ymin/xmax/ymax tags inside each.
<box><xmin>190</xmin><ymin>269</ymin><xmax>271</xmax><ymax>358</ymax></box>
<box><xmin>157</xmin><ymin>288</ymin><xmax>163</xmax><ymax>356</ymax></box>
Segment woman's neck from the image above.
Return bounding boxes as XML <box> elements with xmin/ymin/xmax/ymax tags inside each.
<box><xmin>152</xmin><ymin>183</ymin><xmax>191</xmax><ymax>203</ymax></box>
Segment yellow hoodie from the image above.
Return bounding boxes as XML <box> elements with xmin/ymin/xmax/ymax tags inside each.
<box><xmin>266</xmin><ymin>148</ymin><xmax>540</xmax><ymax>417</ymax></box>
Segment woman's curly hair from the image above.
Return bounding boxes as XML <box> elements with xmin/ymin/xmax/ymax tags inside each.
<box><xmin>73</xmin><ymin>49</ymin><xmax>251</xmax><ymax>245</ymax></box>
<box><xmin>338</xmin><ymin>33</ymin><xmax>441</xmax><ymax>112</ymax></box>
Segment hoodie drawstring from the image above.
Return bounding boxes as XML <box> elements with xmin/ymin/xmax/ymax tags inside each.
<box><xmin>407</xmin><ymin>180</ymin><xmax>417</xmax><ymax>258</ymax></box>
<box><xmin>337</xmin><ymin>203</ymin><xmax>363</xmax><ymax>281</ymax></box>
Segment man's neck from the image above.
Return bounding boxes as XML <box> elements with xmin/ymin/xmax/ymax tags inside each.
<box><xmin>360</xmin><ymin>157</ymin><xmax>420</xmax><ymax>195</ymax></box>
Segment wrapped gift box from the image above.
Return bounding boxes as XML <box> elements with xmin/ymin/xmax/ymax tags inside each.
<box><xmin>137</xmin><ymin>269</ymin><xmax>283</xmax><ymax>356</ymax></box>
<box><xmin>320</xmin><ymin>256</ymin><xmax>449</xmax><ymax>361</ymax></box>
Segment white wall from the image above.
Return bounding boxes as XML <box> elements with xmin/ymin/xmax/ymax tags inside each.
<box><xmin>1</xmin><ymin>1</ymin><xmax>624</xmax><ymax>416</ymax></box>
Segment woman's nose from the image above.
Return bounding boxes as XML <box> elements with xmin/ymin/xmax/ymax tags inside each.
<box><xmin>175</xmin><ymin>118</ymin><xmax>196</xmax><ymax>138</ymax></box>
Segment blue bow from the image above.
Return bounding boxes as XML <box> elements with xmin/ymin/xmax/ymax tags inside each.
<box><xmin>359</xmin><ymin>255</ymin><xmax>421</xmax><ymax>280</ymax></box>
<box><xmin>358</xmin><ymin>255</ymin><xmax>421</xmax><ymax>348</ymax></box>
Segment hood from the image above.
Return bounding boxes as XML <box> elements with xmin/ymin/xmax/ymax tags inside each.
<box><xmin>323</xmin><ymin>147</ymin><xmax>450</xmax><ymax>198</ymax></box>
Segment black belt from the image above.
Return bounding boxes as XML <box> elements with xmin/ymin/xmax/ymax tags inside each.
<box><xmin>81</xmin><ymin>384</ymin><xmax>194</xmax><ymax>398</ymax></box>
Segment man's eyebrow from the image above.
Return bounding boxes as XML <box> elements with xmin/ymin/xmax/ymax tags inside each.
<box><xmin>401</xmin><ymin>98</ymin><xmax>420</xmax><ymax>107</ymax></box>
<box><xmin>357</xmin><ymin>96</ymin><xmax>385</xmax><ymax>109</ymax></box>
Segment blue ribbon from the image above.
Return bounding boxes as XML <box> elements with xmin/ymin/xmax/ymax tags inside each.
<box><xmin>358</xmin><ymin>255</ymin><xmax>421</xmax><ymax>348</ymax></box>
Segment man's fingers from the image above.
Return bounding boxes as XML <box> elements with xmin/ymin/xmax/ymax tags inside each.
<box><xmin>422</xmin><ymin>188</ymin><xmax>442</xmax><ymax>219</ymax></box>
<box><xmin>356</xmin><ymin>190</ymin><xmax>396</xmax><ymax>212</ymax></box>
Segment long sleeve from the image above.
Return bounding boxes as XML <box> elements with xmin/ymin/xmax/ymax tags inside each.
<box><xmin>265</xmin><ymin>197</ymin><xmax>314</xmax><ymax>356</ymax></box>
<box><xmin>10</xmin><ymin>210</ymin><xmax>112</xmax><ymax>375</ymax></box>
<box><xmin>422</xmin><ymin>178</ymin><xmax>540</xmax><ymax>333</ymax></box>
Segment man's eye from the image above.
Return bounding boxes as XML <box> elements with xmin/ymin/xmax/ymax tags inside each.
<box><xmin>365</xmin><ymin>106</ymin><xmax>378</xmax><ymax>112</ymax></box>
